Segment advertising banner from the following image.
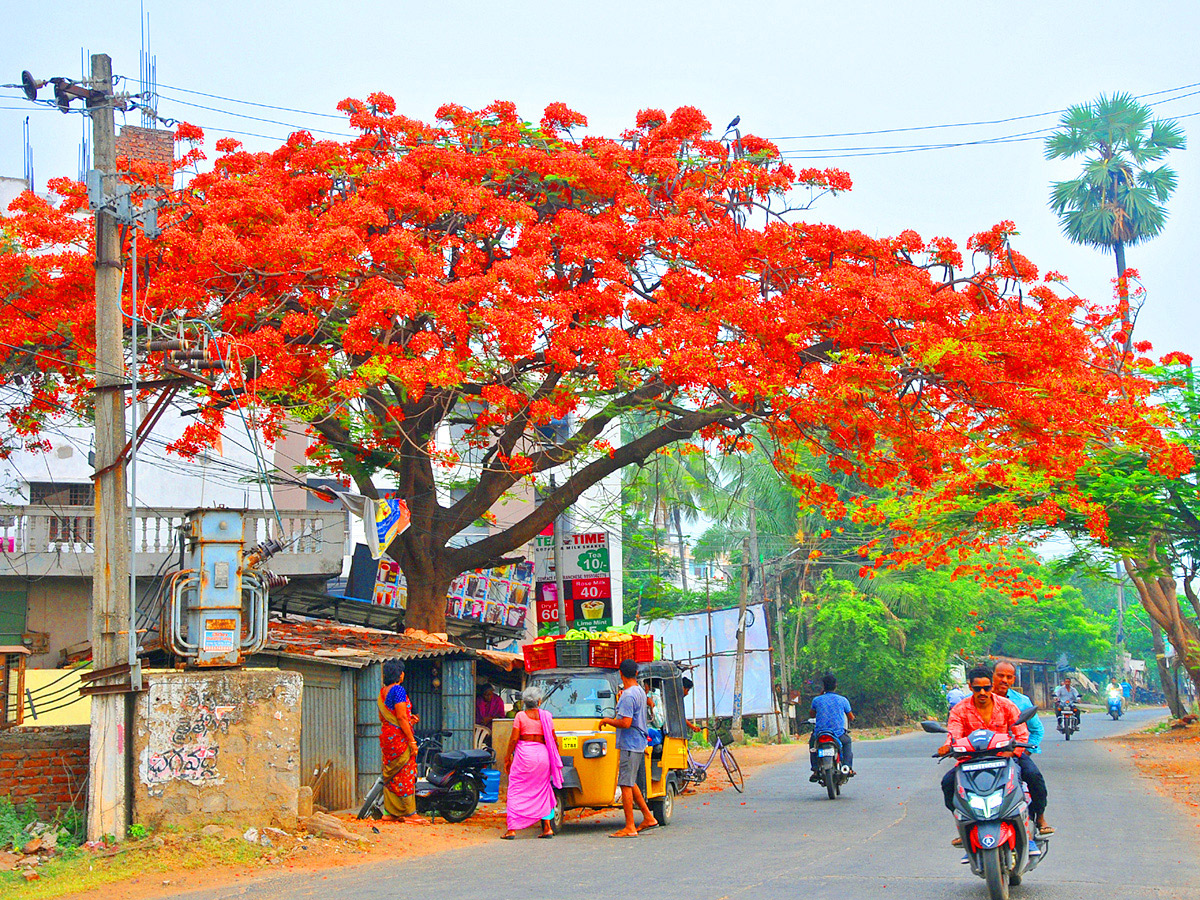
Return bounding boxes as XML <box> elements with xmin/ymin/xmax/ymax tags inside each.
<box><xmin>533</xmin><ymin>532</ymin><xmax>613</xmax><ymax>634</ymax></box>
<box><xmin>643</xmin><ymin>604</ymin><xmax>775</xmax><ymax>717</ymax></box>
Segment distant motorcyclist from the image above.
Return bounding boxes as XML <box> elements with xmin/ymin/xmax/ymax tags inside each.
<box><xmin>1053</xmin><ymin>677</ymin><xmax>1081</xmax><ymax>730</ymax></box>
<box><xmin>808</xmin><ymin>673</ymin><xmax>855</xmax><ymax>781</ymax></box>
<box><xmin>1106</xmin><ymin>677</ymin><xmax>1124</xmax><ymax>713</ymax></box>
<box><xmin>993</xmin><ymin>661</ymin><xmax>1053</xmax><ymax>834</ymax></box>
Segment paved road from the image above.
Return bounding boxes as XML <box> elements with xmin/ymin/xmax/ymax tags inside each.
<box><xmin>184</xmin><ymin>706</ymin><xmax>1199</xmax><ymax>900</ymax></box>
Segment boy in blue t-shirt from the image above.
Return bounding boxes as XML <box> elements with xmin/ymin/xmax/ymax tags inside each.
<box><xmin>809</xmin><ymin>673</ymin><xmax>855</xmax><ymax>780</ymax></box>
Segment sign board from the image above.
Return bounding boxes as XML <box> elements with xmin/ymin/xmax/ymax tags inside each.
<box><xmin>533</xmin><ymin>532</ymin><xmax>613</xmax><ymax>633</ymax></box>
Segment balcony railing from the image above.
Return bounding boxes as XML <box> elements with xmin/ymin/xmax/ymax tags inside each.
<box><xmin>0</xmin><ymin>506</ymin><xmax>346</xmax><ymax>578</ymax></box>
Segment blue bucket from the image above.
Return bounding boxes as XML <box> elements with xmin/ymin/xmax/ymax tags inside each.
<box><xmin>481</xmin><ymin>768</ymin><xmax>501</xmax><ymax>804</ymax></box>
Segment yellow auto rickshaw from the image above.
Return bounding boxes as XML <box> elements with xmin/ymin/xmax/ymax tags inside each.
<box><xmin>525</xmin><ymin>660</ymin><xmax>690</xmax><ymax>830</ymax></box>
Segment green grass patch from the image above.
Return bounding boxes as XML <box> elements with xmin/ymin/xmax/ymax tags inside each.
<box><xmin>0</xmin><ymin>836</ymin><xmax>269</xmax><ymax>900</ymax></box>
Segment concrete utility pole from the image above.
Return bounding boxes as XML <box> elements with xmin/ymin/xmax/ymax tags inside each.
<box><xmin>87</xmin><ymin>53</ymin><xmax>132</xmax><ymax>841</ymax></box>
<box><xmin>1115</xmin><ymin>558</ymin><xmax>1126</xmax><ymax>675</ymax></box>
<box><xmin>549</xmin><ymin>474</ymin><xmax>568</xmax><ymax>636</ymax></box>
<box><xmin>730</xmin><ymin>534</ymin><xmax>750</xmax><ymax>743</ymax></box>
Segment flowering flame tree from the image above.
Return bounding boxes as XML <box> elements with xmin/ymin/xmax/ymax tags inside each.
<box><xmin>0</xmin><ymin>97</ymin><xmax>1179</xmax><ymax>632</ymax></box>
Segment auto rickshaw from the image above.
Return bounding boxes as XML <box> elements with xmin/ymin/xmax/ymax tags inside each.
<box><xmin>525</xmin><ymin>660</ymin><xmax>690</xmax><ymax>830</ymax></box>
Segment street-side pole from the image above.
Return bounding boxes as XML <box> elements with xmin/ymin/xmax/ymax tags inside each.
<box><xmin>1115</xmin><ymin>558</ymin><xmax>1126</xmax><ymax>677</ymax></box>
<box><xmin>549</xmin><ymin>474</ymin><xmax>567</xmax><ymax>636</ymax></box>
<box><xmin>773</xmin><ymin>570</ymin><xmax>789</xmax><ymax>739</ymax></box>
<box><xmin>730</xmin><ymin>535</ymin><xmax>750</xmax><ymax>743</ymax></box>
<box><xmin>87</xmin><ymin>52</ymin><xmax>132</xmax><ymax>842</ymax></box>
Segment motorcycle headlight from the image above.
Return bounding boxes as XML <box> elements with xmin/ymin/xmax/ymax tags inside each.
<box><xmin>967</xmin><ymin>790</ymin><xmax>1004</xmax><ymax>818</ymax></box>
<box><xmin>582</xmin><ymin>739</ymin><xmax>607</xmax><ymax>759</ymax></box>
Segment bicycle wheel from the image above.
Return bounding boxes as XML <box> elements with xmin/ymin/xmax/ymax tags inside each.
<box><xmin>721</xmin><ymin>746</ymin><xmax>745</xmax><ymax>793</ymax></box>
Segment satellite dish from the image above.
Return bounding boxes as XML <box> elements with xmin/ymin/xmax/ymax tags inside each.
<box><xmin>21</xmin><ymin>70</ymin><xmax>43</xmax><ymax>102</ymax></box>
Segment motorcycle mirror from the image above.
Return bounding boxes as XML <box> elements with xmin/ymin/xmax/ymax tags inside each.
<box><xmin>1014</xmin><ymin>706</ymin><xmax>1038</xmax><ymax>725</ymax></box>
<box><xmin>920</xmin><ymin>720</ymin><xmax>948</xmax><ymax>734</ymax></box>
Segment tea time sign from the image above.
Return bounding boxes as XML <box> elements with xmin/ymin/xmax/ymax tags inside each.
<box><xmin>533</xmin><ymin>532</ymin><xmax>614</xmax><ymax>633</ymax></box>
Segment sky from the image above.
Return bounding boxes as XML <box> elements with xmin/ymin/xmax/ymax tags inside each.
<box><xmin>2</xmin><ymin>0</ymin><xmax>1199</xmax><ymax>362</ymax></box>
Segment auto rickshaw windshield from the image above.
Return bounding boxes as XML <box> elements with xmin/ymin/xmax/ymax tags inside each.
<box><xmin>528</xmin><ymin>673</ymin><xmax>618</xmax><ymax>719</ymax></box>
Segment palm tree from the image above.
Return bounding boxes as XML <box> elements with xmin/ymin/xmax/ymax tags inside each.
<box><xmin>1045</xmin><ymin>92</ymin><xmax>1185</xmax><ymax>343</ymax></box>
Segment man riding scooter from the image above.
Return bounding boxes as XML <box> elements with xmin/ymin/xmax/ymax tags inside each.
<box><xmin>1053</xmin><ymin>677</ymin><xmax>1081</xmax><ymax>732</ymax></box>
<box><xmin>1106</xmin><ymin>677</ymin><xmax>1124</xmax><ymax>719</ymax></box>
<box><xmin>808</xmin><ymin>673</ymin><xmax>855</xmax><ymax>781</ymax></box>
<box><xmin>941</xmin><ymin>666</ymin><xmax>1052</xmax><ymax>858</ymax></box>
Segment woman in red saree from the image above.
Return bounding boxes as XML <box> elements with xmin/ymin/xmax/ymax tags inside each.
<box><xmin>379</xmin><ymin>659</ymin><xmax>423</xmax><ymax>822</ymax></box>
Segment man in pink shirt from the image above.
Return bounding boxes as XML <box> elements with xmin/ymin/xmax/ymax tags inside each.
<box><xmin>939</xmin><ymin>664</ymin><xmax>1049</xmax><ymax>838</ymax></box>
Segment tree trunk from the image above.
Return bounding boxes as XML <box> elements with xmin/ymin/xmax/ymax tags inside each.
<box><xmin>1115</xmin><ymin>240</ymin><xmax>1131</xmax><ymax>354</ymax></box>
<box><xmin>1124</xmin><ymin>554</ymin><xmax>1200</xmax><ymax>711</ymax></box>
<box><xmin>403</xmin><ymin>575</ymin><xmax>455</xmax><ymax>634</ymax></box>
<box><xmin>673</xmin><ymin>506</ymin><xmax>688</xmax><ymax>593</ymax></box>
<box><xmin>1150</xmin><ymin>620</ymin><xmax>1185</xmax><ymax>718</ymax></box>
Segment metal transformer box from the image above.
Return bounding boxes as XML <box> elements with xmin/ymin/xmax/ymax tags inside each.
<box><xmin>164</xmin><ymin>509</ymin><xmax>268</xmax><ymax>667</ymax></box>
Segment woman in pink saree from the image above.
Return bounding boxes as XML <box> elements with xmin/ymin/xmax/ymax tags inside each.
<box><xmin>501</xmin><ymin>686</ymin><xmax>563</xmax><ymax>839</ymax></box>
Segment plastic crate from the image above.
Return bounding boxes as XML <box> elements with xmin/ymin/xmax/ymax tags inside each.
<box><xmin>588</xmin><ymin>640</ymin><xmax>625</xmax><ymax>669</ymax></box>
<box><xmin>630</xmin><ymin>634</ymin><xmax>654</xmax><ymax>663</ymax></box>
<box><xmin>555</xmin><ymin>639</ymin><xmax>590</xmax><ymax>668</ymax></box>
<box><xmin>523</xmin><ymin>641</ymin><xmax>558</xmax><ymax>672</ymax></box>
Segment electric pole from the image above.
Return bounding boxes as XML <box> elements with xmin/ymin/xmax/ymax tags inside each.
<box><xmin>88</xmin><ymin>53</ymin><xmax>132</xmax><ymax>841</ymax></box>
<box><xmin>1115</xmin><ymin>558</ymin><xmax>1126</xmax><ymax>678</ymax></box>
<box><xmin>730</xmin><ymin>534</ymin><xmax>750</xmax><ymax>743</ymax></box>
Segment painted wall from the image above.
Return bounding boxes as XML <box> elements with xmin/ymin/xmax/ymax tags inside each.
<box><xmin>133</xmin><ymin>669</ymin><xmax>302</xmax><ymax>829</ymax></box>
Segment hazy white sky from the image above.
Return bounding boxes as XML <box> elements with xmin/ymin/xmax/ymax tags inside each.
<box><xmin>3</xmin><ymin>1</ymin><xmax>1198</xmax><ymax>358</ymax></box>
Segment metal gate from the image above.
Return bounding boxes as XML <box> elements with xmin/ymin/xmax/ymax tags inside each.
<box><xmin>441</xmin><ymin>657</ymin><xmax>475</xmax><ymax>752</ymax></box>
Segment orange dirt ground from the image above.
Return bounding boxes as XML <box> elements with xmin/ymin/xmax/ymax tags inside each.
<box><xmin>68</xmin><ymin>742</ymin><xmax>800</xmax><ymax>900</ymax></box>
<box><xmin>1111</xmin><ymin>721</ymin><xmax>1200</xmax><ymax>824</ymax></box>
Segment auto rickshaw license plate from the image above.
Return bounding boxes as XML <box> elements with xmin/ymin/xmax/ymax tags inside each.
<box><xmin>561</xmin><ymin>737</ymin><xmax>579</xmax><ymax>750</ymax></box>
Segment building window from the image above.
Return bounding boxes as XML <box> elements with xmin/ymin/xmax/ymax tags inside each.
<box><xmin>28</xmin><ymin>483</ymin><xmax>94</xmax><ymax>544</ymax></box>
<box><xmin>29</xmin><ymin>482</ymin><xmax>94</xmax><ymax>506</ymax></box>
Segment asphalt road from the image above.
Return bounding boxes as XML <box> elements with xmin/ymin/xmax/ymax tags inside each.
<box><xmin>183</xmin><ymin>706</ymin><xmax>1199</xmax><ymax>900</ymax></box>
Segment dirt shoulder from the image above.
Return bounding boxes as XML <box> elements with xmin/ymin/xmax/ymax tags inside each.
<box><xmin>1109</xmin><ymin>721</ymin><xmax>1200</xmax><ymax>823</ymax></box>
<box><xmin>6</xmin><ymin>741</ymin><xmax>797</xmax><ymax>900</ymax></box>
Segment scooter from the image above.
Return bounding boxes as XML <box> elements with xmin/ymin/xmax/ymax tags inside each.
<box><xmin>358</xmin><ymin>741</ymin><xmax>493</xmax><ymax>823</ymax></box>
<box><xmin>922</xmin><ymin>705</ymin><xmax>1048</xmax><ymax>900</ymax></box>
<box><xmin>1106</xmin><ymin>692</ymin><xmax>1123</xmax><ymax>720</ymax></box>
<box><xmin>1056</xmin><ymin>703</ymin><xmax>1081</xmax><ymax>739</ymax></box>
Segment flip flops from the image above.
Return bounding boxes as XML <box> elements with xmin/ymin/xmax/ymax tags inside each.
<box><xmin>609</xmin><ymin>831</ymin><xmax>639</xmax><ymax>838</ymax></box>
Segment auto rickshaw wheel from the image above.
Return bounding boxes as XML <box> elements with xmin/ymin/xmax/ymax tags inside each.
<box><xmin>549</xmin><ymin>789</ymin><xmax>567</xmax><ymax>833</ymax></box>
<box><xmin>649</xmin><ymin>782</ymin><xmax>675</xmax><ymax>825</ymax></box>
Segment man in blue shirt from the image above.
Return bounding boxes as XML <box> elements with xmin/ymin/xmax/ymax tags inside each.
<box><xmin>809</xmin><ymin>673</ymin><xmax>854</xmax><ymax>780</ymax></box>
<box><xmin>993</xmin><ymin>660</ymin><xmax>1053</xmax><ymax>834</ymax></box>
<box><xmin>600</xmin><ymin>659</ymin><xmax>657</xmax><ymax>837</ymax></box>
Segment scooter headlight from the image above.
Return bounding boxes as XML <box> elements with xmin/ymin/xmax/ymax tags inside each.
<box><xmin>967</xmin><ymin>790</ymin><xmax>1004</xmax><ymax>818</ymax></box>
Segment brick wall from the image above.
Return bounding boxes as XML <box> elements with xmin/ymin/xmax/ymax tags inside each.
<box><xmin>0</xmin><ymin>726</ymin><xmax>89</xmax><ymax>818</ymax></box>
<box><xmin>115</xmin><ymin>125</ymin><xmax>174</xmax><ymax>177</ymax></box>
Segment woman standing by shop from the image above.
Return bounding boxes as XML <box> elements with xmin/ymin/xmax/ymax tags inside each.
<box><xmin>502</xmin><ymin>686</ymin><xmax>563</xmax><ymax>839</ymax></box>
<box><xmin>378</xmin><ymin>659</ymin><xmax>423</xmax><ymax>823</ymax></box>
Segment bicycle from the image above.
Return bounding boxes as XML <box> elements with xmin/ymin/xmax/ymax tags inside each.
<box><xmin>679</xmin><ymin>730</ymin><xmax>744</xmax><ymax>793</ymax></box>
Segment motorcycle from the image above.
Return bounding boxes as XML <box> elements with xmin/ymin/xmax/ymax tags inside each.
<box><xmin>358</xmin><ymin>737</ymin><xmax>493</xmax><ymax>823</ymax></box>
<box><xmin>813</xmin><ymin>730</ymin><xmax>852</xmax><ymax>800</ymax></box>
<box><xmin>1056</xmin><ymin>703</ymin><xmax>1081</xmax><ymax>739</ymax></box>
<box><xmin>1106</xmin><ymin>691</ymin><xmax>1123</xmax><ymax>721</ymax></box>
<box><xmin>922</xmin><ymin>705</ymin><xmax>1048</xmax><ymax>900</ymax></box>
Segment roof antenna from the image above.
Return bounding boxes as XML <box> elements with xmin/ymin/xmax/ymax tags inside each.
<box><xmin>139</xmin><ymin>1</ymin><xmax>158</xmax><ymax>128</ymax></box>
<box><xmin>22</xmin><ymin>116</ymin><xmax>34</xmax><ymax>193</ymax></box>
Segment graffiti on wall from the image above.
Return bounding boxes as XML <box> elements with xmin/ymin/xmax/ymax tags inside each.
<box><xmin>140</xmin><ymin>685</ymin><xmax>243</xmax><ymax>787</ymax></box>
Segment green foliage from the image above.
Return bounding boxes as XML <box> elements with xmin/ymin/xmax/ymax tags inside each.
<box><xmin>0</xmin><ymin>797</ymin><xmax>36</xmax><ymax>852</ymax></box>
<box><xmin>128</xmin><ymin>823</ymin><xmax>150</xmax><ymax>840</ymax></box>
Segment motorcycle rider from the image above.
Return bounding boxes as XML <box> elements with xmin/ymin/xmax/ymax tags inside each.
<box><xmin>1053</xmin><ymin>677</ymin><xmax>1081</xmax><ymax>731</ymax></box>
<box><xmin>940</xmin><ymin>666</ymin><xmax>1042</xmax><ymax>851</ymax></box>
<box><xmin>809</xmin><ymin>673</ymin><xmax>855</xmax><ymax>781</ymax></box>
<box><xmin>993</xmin><ymin>661</ymin><xmax>1053</xmax><ymax>835</ymax></box>
<box><xmin>1106</xmin><ymin>676</ymin><xmax>1124</xmax><ymax>716</ymax></box>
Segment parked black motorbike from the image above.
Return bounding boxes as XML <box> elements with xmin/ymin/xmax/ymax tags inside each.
<box><xmin>358</xmin><ymin>733</ymin><xmax>492</xmax><ymax>823</ymax></box>
<box><xmin>923</xmin><ymin>705</ymin><xmax>1048</xmax><ymax>900</ymax></box>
